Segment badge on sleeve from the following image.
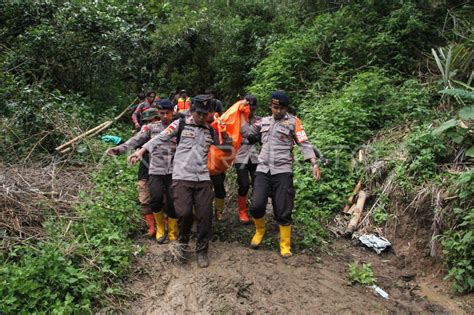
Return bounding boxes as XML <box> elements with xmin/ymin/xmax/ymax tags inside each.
<box><xmin>294</xmin><ymin>118</ymin><xmax>308</xmax><ymax>143</ymax></box>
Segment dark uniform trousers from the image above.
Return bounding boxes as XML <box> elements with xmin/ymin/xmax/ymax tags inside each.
<box><xmin>149</xmin><ymin>174</ymin><xmax>176</xmax><ymax>219</ymax></box>
<box><xmin>210</xmin><ymin>173</ymin><xmax>226</xmax><ymax>199</ymax></box>
<box><xmin>172</xmin><ymin>180</ymin><xmax>214</xmax><ymax>252</ymax></box>
<box><xmin>249</xmin><ymin>171</ymin><xmax>295</xmax><ymax>225</ymax></box>
<box><xmin>138</xmin><ymin>152</ymin><xmax>150</xmax><ymax>180</ymax></box>
<box><xmin>234</xmin><ymin>162</ymin><xmax>257</xmax><ymax>197</ymax></box>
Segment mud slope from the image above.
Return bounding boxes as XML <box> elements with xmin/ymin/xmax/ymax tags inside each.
<box><xmin>121</xmin><ymin>238</ymin><xmax>472</xmax><ymax>314</ymax></box>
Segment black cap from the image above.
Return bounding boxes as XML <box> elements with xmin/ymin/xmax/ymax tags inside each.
<box><xmin>193</xmin><ymin>94</ymin><xmax>212</xmax><ymax>113</ymax></box>
<box><xmin>270</xmin><ymin>90</ymin><xmax>289</xmax><ymax>106</ymax></box>
<box><xmin>157</xmin><ymin>99</ymin><xmax>174</xmax><ymax>110</ymax></box>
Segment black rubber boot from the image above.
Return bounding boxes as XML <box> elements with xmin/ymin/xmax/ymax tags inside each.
<box><xmin>196</xmin><ymin>251</ymin><xmax>209</xmax><ymax>268</ymax></box>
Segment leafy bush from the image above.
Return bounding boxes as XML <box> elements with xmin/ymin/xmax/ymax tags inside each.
<box><xmin>442</xmin><ymin>169</ymin><xmax>474</xmax><ymax>294</ymax></box>
<box><xmin>372</xmin><ymin>192</ymin><xmax>390</xmax><ymax>226</ymax></box>
<box><xmin>347</xmin><ymin>262</ymin><xmax>376</xmax><ymax>286</ymax></box>
<box><xmin>1</xmin><ymin>157</ymin><xmax>141</xmax><ymax>313</ymax></box>
<box><xmin>248</xmin><ymin>1</ymin><xmax>441</xmax><ymax>105</ymax></box>
<box><xmin>289</xmin><ymin>71</ymin><xmax>431</xmax><ymax>244</ymax></box>
<box><xmin>402</xmin><ymin>127</ymin><xmax>447</xmax><ymax>183</ymax></box>
<box><xmin>0</xmin><ymin>77</ymin><xmax>109</xmax><ymax>161</ymax></box>
<box><xmin>2</xmin><ymin>1</ymin><xmax>150</xmax><ymax>104</ymax></box>
<box><xmin>433</xmin><ymin>104</ymin><xmax>474</xmax><ymax>161</ymax></box>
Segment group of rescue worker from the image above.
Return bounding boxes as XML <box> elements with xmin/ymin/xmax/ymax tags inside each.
<box><xmin>106</xmin><ymin>89</ymin><xmax>322</xmax><ymax>268</ymax></box>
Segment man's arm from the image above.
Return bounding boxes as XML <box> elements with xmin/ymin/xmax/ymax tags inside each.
<box><xmin>294</xmin><ymin>117</ymin><xmax>320</xmax><ymax>181</ymax></box>
<box><xmin>240</xmin><ymin>113</ymin><xmax>261</xmax><ymax>138</ymax></box>
<box><xmin>131</xmin><ymin>103</ymin><xmax>143</xmax><ymax>129</ymax></box>
<box><xmin>106</xmin><ymin>126</ymin><xmax>149</xmax><ymax>156</ymax></box>
<box><xmin>143</xmin><ymin>119</ymin><xmax>180</xmax><ymax>152</ymax></box>
<box><xmin>128</xmin><ymin>119</ymin><xmax>181</xmax><ymax>165</ymax></box>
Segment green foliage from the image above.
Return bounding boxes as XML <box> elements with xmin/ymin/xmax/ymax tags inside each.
<box><xmin>401</xmin><ymin>127</ymin><xmax>446</xmax><ymax>183</ymax></box>
<box><xmin>248</xmin><ymin>1</ymin><xmax>440</xmax><ymax>105</ymax></box>
<box><xmin>372</xmin><ymin>192</ymin><xmax>390</xmax><ymax>226</ymax></box>
<box><xmin>347</xmin><ymin>262</ymin><xmax>376</xmax><ymax>286</ymax></box>
<box><xmin>442</xmin><ymin>169</ymin><xmax>474</xmax><ymax>294</ymax></box>
<box><xmin>1</xmin><ymin>0</ymin><xmax>149</xmax><ymax>104</ymax></box>
<box><xmin>1</xmin><ymin>158</ymin><xmax>141</xmax><ymax>313</ymax></box>
<box><xmin>433</xmin><ymin>104</ymin><xmax>474</xmax><ymax>159</ymax></box>
<box><xmin>439</xmin><ymin>88</ymin><xmax>474</xmax><ymax>100</ymax></box>
<box><xmin>291</xmin><ymin>71</ymin><xmax>431</xmax><ymax>243</ymax></box>
<box><xmin>0</xmin><ymin>77</ymin><xmax>111</xmax><ymax>161</ymax></box>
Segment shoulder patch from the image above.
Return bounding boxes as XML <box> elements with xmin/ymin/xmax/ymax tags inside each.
<box><xmin>141</xmin><ymin>125</ymin><xmax>150</xmax><ymax>133</ymax></box>
<box><xmin>294</xmin><ymin>117</ymin><xmax>308</xmax><ymax>143</ymax></box>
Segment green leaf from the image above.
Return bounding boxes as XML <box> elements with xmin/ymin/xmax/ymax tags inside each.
<box><xmin>439</xmin><ymin>88</ymin><xmax>474</xmax><ymax>100</ymax></box>
<box><xmin>433</xmin><ymin>119</ymin><xmax>457</xmax><ymax>135</ymax></box>
<box><xmin>465</xmin><ymin>146</ymin><xmax>474</xmax><ymax>158</ymax></box>
<box><xmin>459</xmin><ymin>106</ymin><xmax>474</xmax><ymax>120</ymax></box>
<box><xmin>77</xmin><ymin>144</ymin><xmax>87</xmax><ymax>153</ymax></box>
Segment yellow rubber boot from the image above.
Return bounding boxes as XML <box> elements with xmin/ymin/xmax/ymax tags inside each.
<box><xmin>250</xmin><ymin>218</ymin><xmax>266</xmax><ymax>249</ymax></box>
<box><xmin>153</xmin><ymin>211</ymin><xmax>166</xmax><ymax>244</ymax></box>
<box><xmin>168</xmin><ymin>218</ymin><xmax>179</xmax><ymax>242</ymax></box>
<box><xmin>214</xmin><ymin>198</ymin><xmax>225</xmax><ymax>221</ymax></box>
<box><xmin>279</xmin><ymin>225</ymin><xmax>292</xmax><ymax>258</ymax></box>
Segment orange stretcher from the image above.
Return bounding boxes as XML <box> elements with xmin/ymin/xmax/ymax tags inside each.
<box><xmin>208</xmin><ymin>100</ymin><xmax>250</xmax><ymax>175</ymax></box>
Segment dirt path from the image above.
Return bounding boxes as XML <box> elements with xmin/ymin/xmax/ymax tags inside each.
<box><xmin>120</xmin><ymin>236</ymin><xmax>473</xmax><ymax>314</ymax></box>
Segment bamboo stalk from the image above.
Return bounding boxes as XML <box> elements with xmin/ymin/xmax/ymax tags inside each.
<box><xmin>87</xmin><ymin>121</ymin><xmax>113</xmax><ymax>139</ymax></box>
<box><xmin>55</xmin><ymin>121</ymin><xmax>109</xmax><ymax>151</ymax></box>
<box><xmin>344</xmin><ymin>190</ymin><xmax>368</xmax><ymax>236</ymax></box>
<box><xmin>343</xmin><ymin>180</ymin><xmax>362</xmax><ymax>213</ymax></box>
<box><xmin>54</xmin><ymin>98</ymin><xmax>137</xmax><ymax>152</ymax></box>
<box><xmin>59</xmin><ymin>147</ymin><xmax>72</xmax><ymax>154</ymax></box>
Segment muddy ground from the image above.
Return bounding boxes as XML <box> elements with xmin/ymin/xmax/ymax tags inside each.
<box><xmin>116</xmin><ymin>220</ymin><xmax>473</xmax><ymax>314</ymax></box>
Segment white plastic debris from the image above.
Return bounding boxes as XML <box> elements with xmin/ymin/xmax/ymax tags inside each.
<box><xmin>370</xmin><ymin>285</ymin><xmax>389</xmax><ymax>299</ymax></box>
<box><xmin>358</xmin><ymin>234</ymin><xmax>391</xmax><ymax>254</ymax></box>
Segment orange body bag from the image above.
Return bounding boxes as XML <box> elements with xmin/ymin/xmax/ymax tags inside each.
<box><xmin>208</xmin><ymin>100</ymin><xmax>250</xmax><ymax>175</ymax></box>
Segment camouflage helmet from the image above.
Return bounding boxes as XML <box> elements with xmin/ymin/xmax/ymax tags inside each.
<box><xmin>142</xmin><ymin>108</ymin><xmax>159</xmax><ymax>121</ymax></box>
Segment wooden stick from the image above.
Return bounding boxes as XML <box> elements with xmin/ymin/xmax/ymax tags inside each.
<box><xmin>342</xmin><ymin>180</ymin><xmax>362</xmax><ymax>213</ymax></box>
<box><xmin>344</xmin><ymin>190</ymin><xmax>368</xmax><ymax>236</ymax></box>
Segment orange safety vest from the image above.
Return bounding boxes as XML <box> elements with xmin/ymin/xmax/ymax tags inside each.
<box><xmin>177</xmin><ymin>97</ymin><xmax>191</xmax><ymax>112</ymax></box>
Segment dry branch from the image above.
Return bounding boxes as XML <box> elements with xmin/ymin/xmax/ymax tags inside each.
<box><xmin>1</xmin><ymin>161</ymin><xmax>92</xmax><ymax>250</ymax></box>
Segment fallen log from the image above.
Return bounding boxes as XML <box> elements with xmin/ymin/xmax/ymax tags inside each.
<box><xmin>344</xmin><ymin>190</ymin><xmax>368</xmax><ymax>236</ymax></box>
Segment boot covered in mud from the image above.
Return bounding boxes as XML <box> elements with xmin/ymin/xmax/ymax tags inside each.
<box><xmin>250</xmin><ymin>217</ymin><xmax>266</xmax><ymax>249</ymax></box>
<box><xmin>153</xmin><ymin>211</ymin><xmax>167</xmax><ymax>244</ymax></box>
<box><xmin>196</xmin><ymin>251</ymin><xmax>210</xmax><ymax>268</ymax></box>
<box><xmin>167</xmin><ymin>218</ymin><xmax>179</xmax><ymax>242</ymax></box>
<box><xmin>143</xmin><ymin>214</ymin><xmax>156</xmax><ymax>238</ymax></box>
<box><xmin>279</xmin><ymin>225</ymin><xmax>292</xmax><ymax>258</ymax></box>
<box><xmin>174</xmin><ymin>242</ymin><xmax>188</xmax><ymax>264</ymax></box>
<box><xmin>238</xmin><ymin>196</ymin><xmax>250</xmax><ymax>224</ymax></box>
<box><xmin>214</xmin><ymin>198</ymin><xmax>225</xmax><ymax>221</ymax></box>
